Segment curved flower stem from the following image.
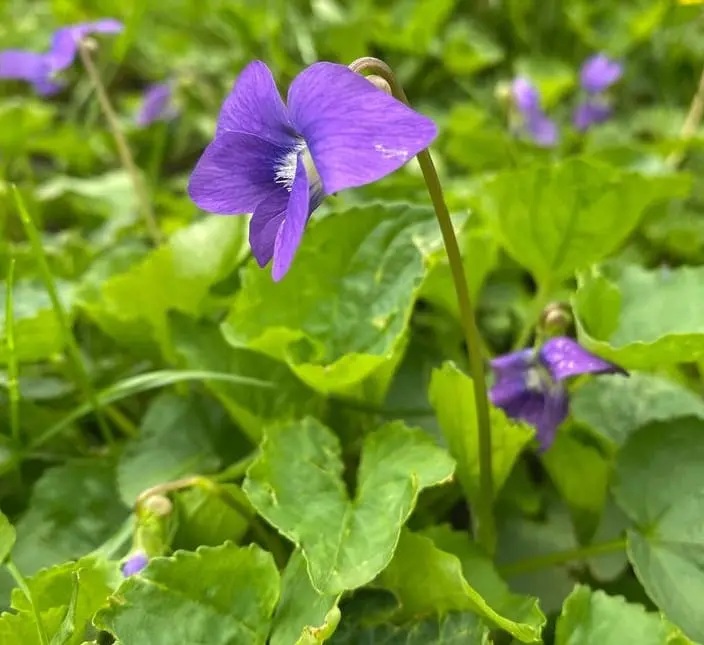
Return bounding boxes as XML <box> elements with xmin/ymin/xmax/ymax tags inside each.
<box><xmin>349</xmin><ymin>57</ymin><xmax>495</xmax><ymax>553</ymax></box>
<box><xmin>78</xmin><ymin>41</ymin><xmax>162</xmax><ymax>245</ymax></box>
<box><xmin>499</xmin><ymin>537</ymin><xmax>627</xmax><ymax>576</ymax></box>
<box><xmin>667</xmin><ymin>64</ymin><xmax>704</xmax><ymax>169</ymax></box>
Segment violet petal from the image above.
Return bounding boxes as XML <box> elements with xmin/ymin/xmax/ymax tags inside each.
<box><xmin>540</xmin><ymin>336</ymin><xmax>627</xmax><ymax>382</ymax></box>
<box><xmin>187</xmin><ymin>131</ymin><xmax>287</xmax><ymax>214</ymax></box>
<box><xmin>580</xmin><ymin>53</ymin><xmax>623</xmax><ymax>95</ymax></box>
<box><xmin>511</xmin><ymin>77</ymin><xmax>541</xmax><ymax>116</ymax></box>
<box><xmin>573</xmin><ymin>100</ymin><xmax>612</xmax><ymax>132</ymax></box>
<box><xmin>136</xmin><ymin>82</ymin><xmax>174</xmax><ymax>127</ymax></box>
<box><xmin>48</xmin><ymin>19</ymin><xmax>124</xmax><ymax>72</ymax></box>
<box><xmin>525</xmin><ymin>112</ymin><xmax>559</xmax><ymax>147</ymax></box>
<box><xmin>0</xmin><ymin>50</ymin><xmax>50</xmax><ymax>82</ymax></box>
<box><xmin>249</xmin><ymin>189</ymin><xmax>289</xmax><ymax>267</ymax></box>
<box><xmin>287</xmin><ymin>62</ymin><xmax>437</xmax><ymax>195</ymax></box>
<box><xmin>490</xmin><ymin>348</ymin><xmax>534</xmax><ymax>377</ymax></box>
<box><xmin>216</xmin><ymin>60</ymin><xmax>295</xmax><ymax>146</ymax></box>
<box><xmin>121</xmin><ymin>551</ymin><xmax>148</xmax><ymax>576</ymax></box>
<box><xmin>272</xmin><ymin>155</ymin><xmax>310</xmax><ymax>281</ymax></box>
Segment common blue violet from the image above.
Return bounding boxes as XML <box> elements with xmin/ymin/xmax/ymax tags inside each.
<box><xmin>0</xmin><ymin>19</ymin><xmax>123</xmax><ymax>96</ymax></box>
<box><xmin>135</xmin><ymin>81</ymin><xmax>177</xmax><ymax>127</ymax></box>
<box><xmin>510</xmin><ymin>76</ymin><xmax>558</xmax><ymax>148</ymax></box>
<box><xmin>490</xmin><ymin>336</ymin><xmax>627</xmax><ymax>450</ymax></box>
<box><xmin>187</xmin><ymin>61</ymin><xmax>437</xmax><ymax>281</ymax></box>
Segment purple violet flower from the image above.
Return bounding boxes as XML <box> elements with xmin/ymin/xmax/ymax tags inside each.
<box><xmin>579</xmin><ymin>53</ymin><xmax>623</xmax><ymax>95</ymax></box>
<box><xmin>0</xmin><ymin>19</ymin><xmax>122</xmax><ymax>96</ymax></box>
<box><xmin>135</xmin><ymin>82</ymin><xmax>177</xmax><ymax>127</ymax></box>
<box><xmin>187</xmin><ymin>60</ymin><xmax>437</xmax><ymax>281</ymax></box>
<box><xmin>489</xmin><ymin>336</ymin><xmax>627</xmax><ymax>450</ymax></box>
<box><xmin>121</xmin><ymin>551</ymin><xmax>149</xmax><ymax>576</ymax></box>
<box><xmin>510</xmin><ymin>77</ymin><xmax>559</xmax><ymax>148</ymax></box>
<box><xmin>573</xmin><ymin>99</ymin><xmax>613</xmax><ymax>132</ymax></box>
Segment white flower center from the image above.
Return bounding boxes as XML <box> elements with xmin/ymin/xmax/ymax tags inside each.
<box><xmin>274</xmin><ymin>140</ymin><xmax>323</xmax><ymax>204</ymax></box>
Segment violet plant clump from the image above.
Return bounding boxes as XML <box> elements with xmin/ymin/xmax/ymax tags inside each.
<box><xmin>573</xmin><ymin>53</ymin><xmax>623</xmax><ymax>131</ymax></box>
<box><xmin>509</xmin><ymin>76</ymin><xmax>559</xmax><ymax>147</ymax></box>
<box><xmin>187</xmin><ymin>60</ymin><xmax>437</xmax><ymax>280</ymax></box>
<box><xmin>135</xmin><ymin>81</ymin><xmax>178</xmax><ymax>127</ymax></box>
<box><xmin>0</xmin><ymin>19</ymin><xmax>123</xmax><ymax>95</ymax></box>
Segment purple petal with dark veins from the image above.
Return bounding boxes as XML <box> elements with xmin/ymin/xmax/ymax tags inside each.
<box><xmin>272</xmin><ymin>155</ymin><xmax>310</xmax><ymax>281</ymax></box>
<box><xmin>540</xmin><ymin>336</ymin><xmax>627</xmax><ymax>382</ymax></box>
<box><xmin>287</xmin><ymin>62</ymin><xmax>437</xmax><ymax>195</ymax></box>
<box><xmin>249</xmin><ymin>188</ymin><xmax>289</xmax><ymax>267</ymax></box>
<box><xmin>580</xmin><ymin>54</ymin><xmax>623</xmax><ymax>95</ymax></box>
<box><xmin>216</xmin><ymin>60</ymin><xmax>295</xmax><ymax>147</ymax></box>
<box><xmin>188</xmin><ymin>131</ymin><xmax>287</xmax><ymax>215</ymax></box>
<box><xmin>47</xmin><ymin>19</ymin><xmax>123</xmax><ymax>72</ymax></box>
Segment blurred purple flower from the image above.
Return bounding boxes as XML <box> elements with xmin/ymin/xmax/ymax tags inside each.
<box><xmin>510</xmin><ymin>77</ymin><xmax>559</xmax><ymax>148</ymax></box>
<box><xmin>489</xmin><ymin>337</ymin><xmax>627</xmax><ymax>450</ymax></box>
<box><xmin>121</xmin><ymin>550</ymin><xmax>148</xmax><ymax>576</ymax></box>
<box><xmin>573</xmin><ymin>99</ymin><xmax>613</xmax><ymax>131</ymax></box>
<box><xmin>136</xmin><ymin>82</ymin><xmax>177</xmax><ymax>127</ymax></box>
<box><xmin>580</xmin><ymin>53</ymin><xmax>623</xmax><ymax>95</ymax></box>
<box><xmin>0</xmin><ymin>19</ymin><xmax>122</xmax><ymax>96</ymax></box>
<box><xmin>188</xmin><ymin>60</ymin><xmax>437</xmax><ymax>281</ymax></box>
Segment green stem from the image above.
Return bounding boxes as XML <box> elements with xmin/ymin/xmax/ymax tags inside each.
<box><xmin>12</xmin><ymin>187</ymin><xmax>114</xmax><ymax>446</ymax></box>
<box><xmin>499</xmin><ymin>537</ymin><xmax>627</xmax><ymax>577</ymax></box>
<box><xmin>78</xmin><ymin>41</ymin><xmax>162</xmax><ymax>245</ymax></box>
<box><xmin>349</xmin><ymin>57</ymin><xmax>495</xmax><ymax>553</ymax></box>
<box><xmin>212</xmin><ymin>453</ymin><xmax>257</xmax><ymax>483</ymax></box>
<box><xmin>6</xmin><ymin>559</ymin><xmax>49</xmax><ymax>645</ymax></box>
<box><xmin>5</xmin><ymin>258</ymin><xmax>21</xmax><ymax>446</ymax></box>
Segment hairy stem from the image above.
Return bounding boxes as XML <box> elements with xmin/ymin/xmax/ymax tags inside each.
<box><xmin>499</xmin><ymin>537</ymin><xmax>627</xmax><ymax>576</ymax></box>
<box><xmin>349</xmin><ymin>57</ymin><xmax>495</xmax><ymax>553</ymax></box>
<box><xmin>13</xmin><ymin>187</ymin><xmax>114</xmax><ymax>446</ymax></box>
<box><xmin>78</xmin><ymin>41</ymin><xmax>162</xmax><ymax>244</ymax></box>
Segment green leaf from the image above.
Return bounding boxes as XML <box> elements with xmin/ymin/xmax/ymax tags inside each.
<box><xmin>541</xmin><ymin>432</ymin><xmax>609</xmax><ymax>542</ymax></box>
<box><xmin>171</xmin><ymin>315</ymin><xmax>324</xmax><ymax>440</ymax></box>
<box><xmin>270</xmin><ymin>550</ymin><xmax>341</xmax><ymax>645</ymax></box>
<box><xmin>429</xmin><ymin>362</ymin><xmax>534</xmax><ymax>508</ymax></box>
<box><xmin>117</xmin><ymin>391</ymin><xmax>238</xmax><ymax>505</ymax></box>
<box><xmin>0</xmin><ymin>511</ymin><xmax>15</xmax><ymax>564</ymax></box>
<box><xmin>95</xmin><ymin>543</ymin><xmax>280</xmax><ymax>645</ymax></box>
<box><xmin>574</xmin><ymin>265</ymin><xmax>704</xmax><ymax>368</ymax></box>
<box><xmin>10</xmin><ymin>461</ymin><xmax>129</xmax><ymax>578</ymax></box>
<box><xmin>0</xmin><ymin>279</ymin><xmax>74</xmax><ymax>364</ymax></box>
<box><xmin>373</xmin><ymin>0</ymin><xmax>456</xmax><ymax>52</ymax></box>
<box><xmin>379</xmin><ymin>528</ymin><xmax>545</xmax><ymax>642</ymax></box>
<box><xmin>441</xmin><ymin>19</ymin><xmax>504</xmax><ymax>76</ymax></box>
<box><xmin>222</xmin><ymin>202</ymin><xmax>445</xmax><ymax>394</ymax></box>
<box><xmin>173</xmin><ymin>484</ymin><xmax>249</xmax><ymax>551</ymax></box>
<box><xmin>613</xmin><ymin>418</ymin><xmax>704</xmax><ymax>642</ymax></box>
<box><xmin>329</xmin><ymin>612</ymin><xmax>489</xmax><ymax>644</ymax></box>
<box><xmin>555</xmin><ymin>585</ymin><xmax>670</xmax><ymax>645</ymax></box>
<box><xmin>9</xmin><ymin>557</ymin><xmax>117</xmax><ymax>645</ymax></box>
<box><xmin>243</xmin><ymin>418</ymin><xmax>454</xmax><ymax>595</ymax></box>
<box><xmin>420</xmin><ymin>226</ymin><xmax>499</xmax><ymax>317</ymax></box>
<box><xmin>78</xmin><ymin>215</ymin><xmax>247</xmax><ymax>358</ymax></box>
<box><xmin>48</xmin><ymin>572</ymin><xmax>78</xmax><ymax>645</ymax></box>
<box><xmin>474</xmin><ymin>159</ymin><xmax>689</xmax><ymax>286</ymax></box>
<box><xmin>571</xmin><ymin>371</ymin><xmax>704</xmax><ymax>448</ymax></box>
<box><xmin>0</xmin><ymin>607</ymin><xmax>65</xmax><ymax>645</ymax></box>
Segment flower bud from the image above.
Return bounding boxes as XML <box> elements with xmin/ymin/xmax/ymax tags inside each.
<box><xmin>366</xmin><ymin>75</ymin><xmax>392</xmax><ymax>95</ymax></box>
<box><xmin>539</xmin><ymin>302</ymin><xmax>573</xmax><ymax>338</ymax></box>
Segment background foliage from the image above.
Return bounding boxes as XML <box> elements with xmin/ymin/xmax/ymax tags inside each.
<box><xmin>1</xmin><ymin>0</ymin><xmax>704</xmax><ymax>643</ymax></box>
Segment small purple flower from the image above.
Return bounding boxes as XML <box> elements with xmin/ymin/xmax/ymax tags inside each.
<box><xmin>573</xmin><ymin>99</ymin><xmax>613</xmax><ymax>132</ymax></box>
<box><xmin>489</xmin><ymin>337</ymin><xmax>627</xmax><ymax>450</ymax></box>
<box><xmin>121</xmin><ymin>550</ymin><xmax>149</xmax><ymax>576</ymax></box>
<box><xmin>0</xmin><ymin>19</ymin><xmax>122</xmax><ymax>96</ymax></box>
<box><xmin>579</xmin><ymin>54</ymin><xmax>623</xmax><ymax>95</ymax></box>
<box><xmin>135</xmin><ymin>82</ymin><xmax>177</xmax><ymax>127</ymax></box>
<box><xmin>509</xmin><ymin>77</ymin><xmax>559</xmax><ymax>148</ymax></box>
<box><xmin>188</xmin><ymin>60</ymin><xmax>437</xmax><ymax>281</ymax></box>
